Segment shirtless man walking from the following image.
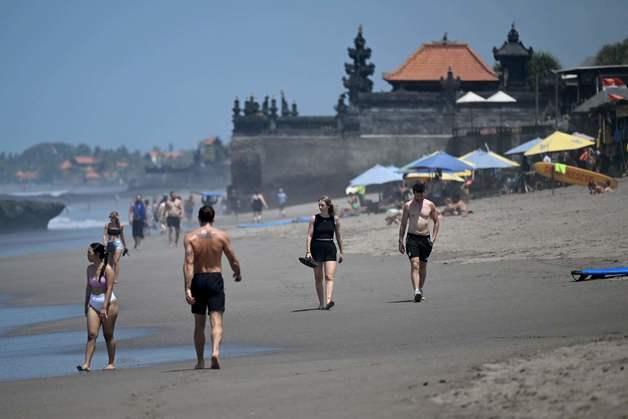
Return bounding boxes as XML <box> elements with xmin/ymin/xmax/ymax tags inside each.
<box><xmin>183</xmin><ymin>205</ymin><xmax>242</xmax><ymax>369</ymax></box>
<box><xmin>166</xmin><ymin>191</ymin><xmax>183</xmax><ymax>247</ymax></box>
<box><xmin>398</xmin><ymin>182</ymin><xmax>440</xmax><ymax>302</ymax></box>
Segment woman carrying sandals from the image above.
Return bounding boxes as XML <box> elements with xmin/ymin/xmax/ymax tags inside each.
<box><xmin>103</xmin><ymin>211</ymin><xmax>128</xmax><ymax>284</ymax></box>
<box><xmin>305</xmin><ymin>196</ymin><xmax>344</xmax><ymax>310</ymax></box>
<box><xmin>78</xmin><ymin>242</ymin><xmax>119</xmax><ymax>371</ymax></box>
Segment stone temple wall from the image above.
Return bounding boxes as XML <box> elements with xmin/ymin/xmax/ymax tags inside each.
<box><xmin>230</xmin><ymin>132</ymin><xmax>450</xmax><ymax>205</ymax></box>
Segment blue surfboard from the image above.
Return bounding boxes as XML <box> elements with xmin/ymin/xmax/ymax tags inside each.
<box><xmin>571</xmin><ymin>267</ymin><xmax>628</xmax><ymax>281</ymax></box>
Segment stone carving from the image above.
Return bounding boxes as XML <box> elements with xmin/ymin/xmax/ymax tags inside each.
<box><xmin>232</xmin><ymin>97</ymin><xmax>241</xmax><ymax>118</ymax></box>
<box><xmin>440</xmin><ymin>67</ymin><xmax>461</xmax><ymax>109</ymax></box>
<box><xmin>281</xmin><ymin>91</ymin><xmax>290</xmax><ymax>117</ymax></box>
<box><xmin>270</xmin><ymin>97</ymin><xmax>278</xmax><ymax>118</ymax></box>
<box><xmin>291</xmin><ymin>102</ymin><xmax>299</xmax><ymax>117</ymax></box>
<box><xmin>334</xmin><ymin>93</ymin><xmax>348</xmax><ymax>115</ymax></box>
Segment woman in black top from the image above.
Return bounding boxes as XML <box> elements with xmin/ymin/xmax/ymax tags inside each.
<box><xmin>103</xmin><ymin>211</ymin><xmax>127</xmax><ymax>284</ymax></box>
<box><xmin>305</xmin><ymin>196</ymin><xmax>344</xmax><ymax>310</ymax></box>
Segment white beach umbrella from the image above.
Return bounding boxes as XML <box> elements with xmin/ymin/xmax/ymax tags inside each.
<box><xmin>486</xmin><ymin>91</ymin><xmax>517</xmax><ymax>103</ymax></box>
<box><xmin>456</xmin><ymin>91</ymin><xmax>486</xmax><ymax>104</ymax></box>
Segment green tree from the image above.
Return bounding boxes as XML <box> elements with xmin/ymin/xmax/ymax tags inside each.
<box><xmin>75</xmin><ymin>143</ymin><xmax>92</xmax><ymax>156</ymax></box>
<box><xmin>527</xmin><ymin>51</ymin><xmax>561</xmax><ymax>89</ymax></box>
<box><xmin>595</xmin><ymin>38</ymin><xmax>628</xmax><ymax>65</ymax></box>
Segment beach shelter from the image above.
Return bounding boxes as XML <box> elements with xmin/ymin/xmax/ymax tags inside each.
<box><xmin>505</xmin><ymin>137</ymin><xmax>542</xmax><ymax>155</ymax></box>
<box><xmin>456</xmin><ymin>91</ymin><xmax>486</xmax><ymax>104</ymax></box>
<box><xmin>349</xmin><ymin>164</ymin><xmax>402</xmax><ymax>187</ymax></box>
<box><xmin>459</xmin><ymin>149</ymin><xmax>519</xmax><ymax>169</ymax></box>
<box><xmin>524</xmin><ymin>131</ymin><xmax>595</xmax><ymax>156</ymax></box>
<box><xmin>401</xmin><ymin>151</ymin><xmax>475</xmax><ymax>173</ymax></box>
<box><xmin>486</xmin><ymin>91</ymin><xmax>517</xmax><ymax>103</ymax></box>
<box><xmin>574</xmin><ymin>87</ymin><xmax>628</xmax><ymax>113</ymax></box>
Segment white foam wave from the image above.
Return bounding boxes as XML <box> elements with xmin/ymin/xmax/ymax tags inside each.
<box><xmin>8</xmin><ymin>190</ymin><xmax>69</xmax><ymax>198</ymax></box>
<box><xmin>48</xmin><ymin>217</ymin><xmax>103</xmax><ymax>230</ymax></box>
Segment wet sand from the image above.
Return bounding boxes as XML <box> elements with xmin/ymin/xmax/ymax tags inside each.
<box><xmin>0</xmin><ymin>180</ymin><xmax>627</xmax><ymax>418</ymax></box>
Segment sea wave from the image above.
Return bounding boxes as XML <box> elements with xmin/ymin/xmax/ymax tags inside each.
<box><xmin>48</xmin><ymin>217</ymin><xmax>103</xmax><ymax>230</ymax></box>
<box><xmin>6</xmin><ymin>190</ymin><xmax>69</xmax><ymax>198</ymax></box>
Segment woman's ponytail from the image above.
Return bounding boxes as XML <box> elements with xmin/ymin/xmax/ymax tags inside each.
<box><xmin>89</xmin><ymin>242</ymin><xmax>109</xmax><ymax>283</ymax></box>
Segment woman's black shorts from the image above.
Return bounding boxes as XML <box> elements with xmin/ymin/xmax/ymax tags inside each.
<box><xmin>311</xmin><ymin>240</ymin><xmax>337</xmax><ymax>262</ymax></box>
<box><xmin>405</xmin><ymin>233</ymin><xmax>433</xmax><ymax>262</ymax></box>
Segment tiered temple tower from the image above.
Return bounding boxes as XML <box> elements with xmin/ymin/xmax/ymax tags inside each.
<box><xmin>342</xmin><ymin>25</ymin><xmax>375</xmax><ymax>104</ymax></box>
<box><xmin>493</xmin><ymin>24</ymin><xmax>533</xmax><ymax>89</ymax></box>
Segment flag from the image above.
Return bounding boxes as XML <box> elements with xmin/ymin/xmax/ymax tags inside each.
<box><xmin>608</xmin><ymin>93</ymin><xmax>624</xmax><ymax>101</ymax></box>
<box><xmin>602</xmin><ymin>77</ymin><xmax>626</xmax><ymax>89</ymax></box>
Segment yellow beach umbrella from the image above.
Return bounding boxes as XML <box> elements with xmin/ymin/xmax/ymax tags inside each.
<box><xmin>524</xmin><ymin>131</ymin><xmax>594</xmax><ymax>156</ymax></box>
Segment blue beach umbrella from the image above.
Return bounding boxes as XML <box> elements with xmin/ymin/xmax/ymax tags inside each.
<box><xmin>504</xmin><ymin>138</ymin><xmax>542</xmax><ymax>155</ymax></box>
<box><xmin>401</xmin><ymin>151</ymin><xmax>474</xmax><ymax>173</ymax></box>
<box><xmin>349</xmin><ymin>164</ymin><xmax>402</xmax><ymax>187</ymax></box>
<box><xmin>459</xmin><ymin>149</ymin><xmax>519</xmax><ymax>169</ymax></box>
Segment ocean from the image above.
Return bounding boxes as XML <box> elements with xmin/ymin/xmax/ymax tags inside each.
<box><xmin>0</xmin><ymin>186</ymin><xmax>218</xmax><ymax>258</ymax></box>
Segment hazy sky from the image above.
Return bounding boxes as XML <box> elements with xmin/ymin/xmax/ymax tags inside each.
<box><xmin>1</xmin><ymin>0</ymin><xmax>626</xmax><ymax>153</ymax></box>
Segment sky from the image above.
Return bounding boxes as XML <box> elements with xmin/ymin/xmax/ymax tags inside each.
<box><xmin>1</xmin><ymin>0</ymin><xmax>627</xmax><ymax>154</ymax></box>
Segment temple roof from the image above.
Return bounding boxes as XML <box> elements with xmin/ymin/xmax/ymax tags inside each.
<box><xmin>493</xmin><ymin>24</ymin><xmax>533</xmax><ymax>58</ymax></box>
<box><xmin>384</xmin><ymin>41</ymin><xmax>498</xmax><ymax>83</ymax></box>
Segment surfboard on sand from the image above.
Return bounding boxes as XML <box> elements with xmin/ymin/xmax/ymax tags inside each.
<box><xmin>533</xmin><ymin>162</ymin><xmax>618</xmax><ymax>189</ymax></box>
<box><xmin>571</xmin><ymin>267</ymin><xmax>628</xmax><ymax>281</ymax></box>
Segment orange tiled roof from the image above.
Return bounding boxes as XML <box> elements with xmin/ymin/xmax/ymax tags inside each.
<box><xmin>16</xmin><ymin>170</ymin><xmax>38</xmax><ymax>180</ymax></box>
<box><xmin>74</xmin><ymin>155</ymin><xmax>96</xmax><ymax>165</ymax></box>
<box><xmin>84</xmin><ymin>169</ymin><xmax>101</xmax><ymax>180</ymax></box>
<box><xmin>384</xmin><ymin>42</ymin><xmax>498</xmax><ymax>82</ymax></box>
<box><xmin>59</xmin><ymin>160</ymin><xmax>72</xmax><ymax>170</ymax></box>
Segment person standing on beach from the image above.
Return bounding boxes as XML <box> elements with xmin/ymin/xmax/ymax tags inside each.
<box><xmin>250</xmin><ymin>191</ymin><xmax>268</xmax><ymax>223</ymax></box>
<box><xmin>166</xmin><ymin>191</ymin><xmax>183</xmax><ymax>247</ymax></box>
<box><xmin>184</xmin><ymin>194</ymin><xmax>195</xmax><ymax>224</ymax></box>
<box><xmin>183</xmin><ymin>205</ymin><xmax>242</xmax><ymax>369</ymax></box>
<box><xmin>277</xmin><ymin>188</ymin><xmax>288</xmax><ymax>217</ymax></box>
<box><xmin>129</xmin><ymin>194</ymin><xmax>146</xmax><ymax>249</ymax></box>
<box><xmin>103</xmin><ymin>211</ymin><xmax>128</xmax><ymax>284</ymax></box>
<box><xmin>398</xmin><ymin>183</ymin><xmax>440</xmax><ymax>302</ymax></box>
<box><xmin>305</xmin><ymin>196</ymin><xmax>344</xmax><ymax>310</ymax></box>
<box><xmin>78</xmin><ymin>242</ymin><xmax>119</xmax><ymax>371</ymax></box>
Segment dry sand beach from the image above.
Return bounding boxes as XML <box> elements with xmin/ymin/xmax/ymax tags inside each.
<box><xmin>0</xmin><ymin>181</ymin><xmax>627</xmax><ymax>418</ymax></box>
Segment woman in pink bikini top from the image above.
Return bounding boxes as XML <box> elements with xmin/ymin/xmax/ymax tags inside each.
<box><xmin>77</xmin><ymin>242</ymin><xmax>119</xmax><ymax>372</ymax></box>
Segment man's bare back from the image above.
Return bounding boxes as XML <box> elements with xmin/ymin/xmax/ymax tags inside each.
<box><xmin>184</xmin><ymin>225</ymin><xmax>235</xmax><ymax>274</ymax></box>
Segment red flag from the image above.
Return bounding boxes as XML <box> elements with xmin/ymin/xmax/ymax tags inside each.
<box><xmin>602</xmin><ymin>77</ymin><xmax>626</xmax><ymax>89</ymax></box>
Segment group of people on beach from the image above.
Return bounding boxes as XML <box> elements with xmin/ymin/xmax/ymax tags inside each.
<box><xmin>78</xmin><ymin>182</ymin><xmax>440</xmax><ymax>371</ymax></box>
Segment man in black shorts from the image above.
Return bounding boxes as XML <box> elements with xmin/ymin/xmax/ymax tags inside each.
<box><xmin>183</xmin><ymin>205</ymin><xmax>242</xmax><ymax>369</ymax></box>
<box><xmin>398</xmin><ymin>183</ymin><xmax>440</xmax><ymax>302</ymax></box>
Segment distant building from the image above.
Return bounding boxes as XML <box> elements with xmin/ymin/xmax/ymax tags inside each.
<box><xmin>15</xmin><ymin>170</ymin><xmax>38</xmax><ymax>182</ymax></box>
<box><xmin>73</xmin><ymin>155</ymin><xmax>97</xmax><ymax>166</ymax></box>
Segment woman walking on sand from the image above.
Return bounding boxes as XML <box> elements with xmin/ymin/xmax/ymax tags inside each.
<box><xmin>305</xmin><ymin>196</ymin><xmax>344</xmax><ymax>310</ymax></box>
<box><xmin>103</xmin><ymin>211</ymin><xmax>127</xmax><ymax>283</ymax></box>
<box><xmin>77</xmin><ymin>242</ymin><xmax>119</xmax><ymax>371</ymax></box>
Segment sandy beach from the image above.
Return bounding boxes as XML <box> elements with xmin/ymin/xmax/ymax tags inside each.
<box><xmin>1</xmin><ymin>181</ymin><xmax>627</xmax><ymax>418</ymax></box>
